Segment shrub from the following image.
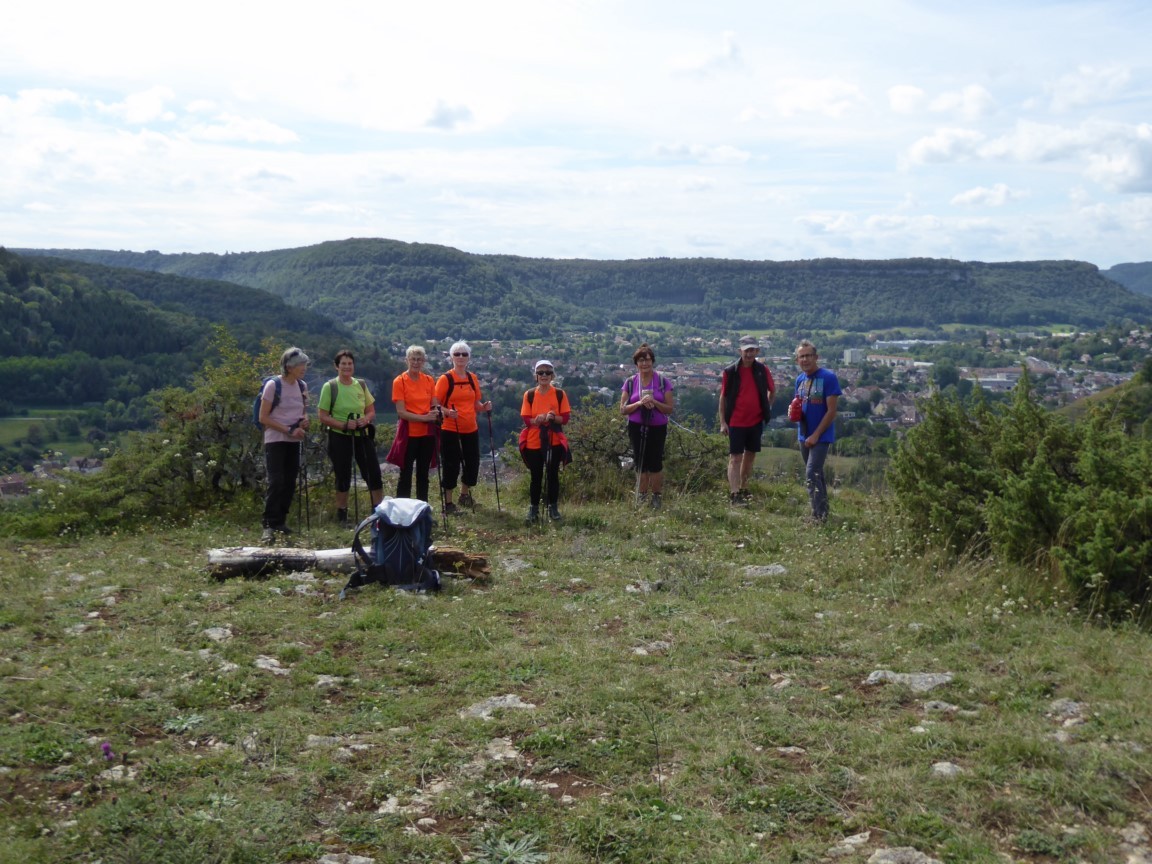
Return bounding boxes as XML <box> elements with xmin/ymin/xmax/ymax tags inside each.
<box><xmin>562</xmin><ymin>395</ymin><xmax>726</xmax><ymax>502</ymax></box>
<box><xmin>889</xmin><ymin>369</ymin><xmax>1152</xmax><ymax>616</ymax></box>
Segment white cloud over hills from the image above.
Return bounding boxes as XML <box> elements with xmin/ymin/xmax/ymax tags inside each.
<box><xmin>1</xmin><ymin>0</ymin><xmax>1150</xmax><ymax>267</ymax></box>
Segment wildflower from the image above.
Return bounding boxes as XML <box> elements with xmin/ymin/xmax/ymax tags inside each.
<box><xmin>101</xmin><ymin>741</ymin><xmax>115</xmax><ymax>761</ymax></box>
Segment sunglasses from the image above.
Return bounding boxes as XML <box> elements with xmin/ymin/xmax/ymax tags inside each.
<box><xmin>452</xmin><ymin>352</ymin><xmax>469</xmax><ymax>357</ymax></box>
<box><xmin>536</xmin><ymin>370</ymin><xmax>554</xmax><ymax>377</ymax></box>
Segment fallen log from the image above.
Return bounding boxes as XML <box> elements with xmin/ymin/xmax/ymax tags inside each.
<box><xmin>207</xmin><ymin>545</ymin><xmax>491</xmax><ymax>582</ymax></box>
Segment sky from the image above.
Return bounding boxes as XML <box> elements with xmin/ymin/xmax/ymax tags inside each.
<box><xmin>2</xmin><ymin>1</ymin><xmax>1151</xmax><ymax>267</ymax></box>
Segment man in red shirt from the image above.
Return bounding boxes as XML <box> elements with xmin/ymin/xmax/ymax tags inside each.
<box><xmin>718</xmin><ymin>335</ymin><xmax>776</xmax><ymax>505</ymax></box>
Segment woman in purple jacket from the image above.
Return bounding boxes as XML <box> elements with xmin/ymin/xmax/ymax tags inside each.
<box><xmin>619</xmin><ymin>344</ymin><xmax>675</xmax><ymax>509</ymax></box>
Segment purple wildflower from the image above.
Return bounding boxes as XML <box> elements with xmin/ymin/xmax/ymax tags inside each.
<box><xmin>101</xmin><ymin>741</ymin><xmax>115</xmax><ymax>761</ymax></box>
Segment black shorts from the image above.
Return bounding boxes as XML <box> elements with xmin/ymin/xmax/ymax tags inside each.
<box><xmin>628</xmin><ymin>422</ymin><xmax>668</xmax><ymax>473</ymax></box>
<box><xmin>727</xmin><ymin>423</ymin><xmax>763</xmax><ymax>455</ymax></box>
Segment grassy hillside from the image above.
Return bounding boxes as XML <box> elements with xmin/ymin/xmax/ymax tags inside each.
<box><xmin>21</xmin><ymin>240</ymin><xmax>1152</xmax><ymax>341</ymax></box>
<box><xmin>2</xmin><ymin>481</ymin><xmax>1150</xmax><ymax>863</ymax></box>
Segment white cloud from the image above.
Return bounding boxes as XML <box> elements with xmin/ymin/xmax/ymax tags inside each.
<box><xmin>96</xmin><ymin>86</ymin><xmax>175</xmax><ymax>124</ymax></box>
<box><xmin>982</xmin><ymin>121</ymin><xmax>1152</xmax><ymax>192</ymax></box>
<box><xmin>187</xmin><ymin>114</ymin><xmax>298</xmax><ymax>144</ymax></box>
<box><xmin>1049</xmin><ymin>65</ymin><xmax>1130</xmax><ymax>112</ymax></box>
<box><xmin>426</xmin><ymin>100</ymin><xmax>474</xmax><ymax>131</ymax></box>
<box><xmin>651</xmin><ymin>143</ymin><xmax>750</xmax><ymax>165</ymax></box>
<box><xmin>680</xmin><ymin>176</ymin><xmax>716</xmax><ymax>192</ymax></box>
<box><xmin>1083</xmin><ymin>124</ymin><xmax>1152</xmax><ymax>193</ymax></box>
<box><xmin>672</xmin><ymin>31</ymin><xmax>744</xmax><ymax>76</ymax></box>
<box><xmin>773</xmin><ymin>79</ymin><xmax>865</xmax><ymax>118</ymax></box>
<box><xmin>0</xmin><ymin>88</ymin><xmax>82</xmax><ymax>121</ymax></box>
<box><xmin>929</xmin><ymin>84</ymin><xmax>995</xmax><ymax>120</ymax></box>
<box><xmin>796</xmin><ymin>212</ymin><xmax>856</xmax><ymax>234</ymax></box>
<box><xmin>950</xmin><ymin>183</ymin><xmax>1027</xmax><ymax>207</ymax></box>
<box><xmin>888</xmin><ymin>85</ymin><xmax>926</xmax><ymax>114</ymax></box>
<box><xmin>906</xmin><ymin>128</ymin><xmax>986</xmax><ymax>164</ymax></box>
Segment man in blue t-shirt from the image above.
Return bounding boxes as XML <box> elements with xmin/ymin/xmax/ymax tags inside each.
<box><xmin>793</xmin><ymin>340</ymin><xmax>841</xmax><ymax>523</ymax></box>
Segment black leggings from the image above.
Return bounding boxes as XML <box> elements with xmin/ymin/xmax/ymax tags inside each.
<box><xmin>397</xmin><ymin>436</ymin><xmax>435</xmax><ymax>502</ymax></box>
<box><xmin>328</xmin><ymin>430</ymin><xmax>383</xmax><ymax>492</ymax></box>
<box><xmin>263</xmin><ymin>441</ymin><xmax>300</xmax><ymax>529</ymax></box>
<box><xmin>440</xmin><ymin>429</ymin><xmax>480</xmax><ymax>490</ymax></box>
<box><xmin>522</xmin><ymin>444</ymin><xmax>564</xmax><ymax>507</ymax></box>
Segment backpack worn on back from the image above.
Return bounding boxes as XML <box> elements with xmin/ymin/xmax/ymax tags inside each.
<box><xmin>340</xmin><ymin>498</ymin><xmax>441</xmax><ymax>598</ymax></box>
<box><xmin>252</xmin><ymin>376</ymin><xmax>305</xmax><ymax>430</ymax></box>
<box><xmin>443</xmin><ymin>371</ymin><xmax>478</xmax><ymax>406</ymax></box>
<box><xmin>525</xmin><ymin>387</ymin><xmax>565</xmax><ymax>409</ymax></box>
<box><xmin>324</xmin><ymin>377</ymin><xmax>370</xmax><ymax>413</ymax></box>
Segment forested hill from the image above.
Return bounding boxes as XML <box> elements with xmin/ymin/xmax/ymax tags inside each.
<box><xmin>20</xmin><ymin>239</ymin><xmax>1152</xmax><ymax>340</ymax></box>
<box><xmin>1104</xmin><ymin>262</ymin><xmax>1152</xmax><ymax>297</ymax></box>
<box><xmin>0</xmin><ymin>248</ymin><xmax>356</xmax><ymax>407</ymax></box>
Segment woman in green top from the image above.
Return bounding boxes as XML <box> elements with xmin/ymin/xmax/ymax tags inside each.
<box><xmin>317</xmin><ymin>349</ymin><xmax>384</xmax><ymax>525</ymax></box>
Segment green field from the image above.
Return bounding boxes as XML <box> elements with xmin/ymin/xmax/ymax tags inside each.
<box><xmin>0</xmin><ymin>412</ymin><xmax>93</xmax><ymax>457</ymax></box>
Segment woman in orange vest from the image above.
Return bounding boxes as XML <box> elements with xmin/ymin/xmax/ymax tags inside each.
<box><xmin>434</xmin><ymin>340</ymin><xmax>491</xmax><ymax>514</ymax></box>
<box><xmin>390</xmin><ymin>345</ymin><xmax>441</xmax><ymax>502</ymax></box>
<box><xmin>518</xmin><ymin>359</ymin><xmax>571</xmax><ymax>523</ymax></box>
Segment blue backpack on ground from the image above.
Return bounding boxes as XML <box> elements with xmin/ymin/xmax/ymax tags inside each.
<box><xmin>252</xmin><ymin>376</ymin><xmax>305</xmax><ymax>430</ymax></box>
<box><xmin>340</xmin><ymin>498</ymin><xmax>441</xmax><ymax>598</ymax></box>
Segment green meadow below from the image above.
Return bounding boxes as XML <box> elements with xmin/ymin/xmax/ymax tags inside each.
<box><xmin>2</xmin><ymin>482</ymin><xmax>1150</xmax><ymax>864</ymax></box>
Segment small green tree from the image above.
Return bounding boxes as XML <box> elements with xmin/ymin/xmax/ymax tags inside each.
<box><xmin>887</xmin><ymin>389</ymin><xmax>996</xmax><ymax>553</ymax></box>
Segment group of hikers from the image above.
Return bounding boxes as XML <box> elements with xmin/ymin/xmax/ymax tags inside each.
<box><xmin>255</xmin><ymin>336</ymin><xmax>841</xmax><ymax>543</ymax></box>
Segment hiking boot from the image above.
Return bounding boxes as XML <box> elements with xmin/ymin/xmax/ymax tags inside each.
<box><xmin>274</xmin><ymin>524</ymin><xmax>293</xmax><ymax>535</ymax></box>
<box><xmin>526</xmin><ymin>505</ymin><xmax>539</xmax><ymax>525</ymax></box>
<box><xmin>458</xmin><ymin>491</ymin><xmax>474</xmax><ymax>509</ymax></box>
<box><xmin>260</xmin><ymin>527</ymin><xmax>276</xmax><ymax>545</ymax></box>
<box><xmin>738</xmin><ymin>488</ymin><xmax>752</xmax><ymax>501</ymax></box>
<box><xmin>729</xmin><ymin>492</ymin><xmax>747</xmax><ymax>507</ymax></box>
<box><xmin>336</xmin><ymin>508</ymin><xmax>348</xmax><ymax>528</ymax></box>
<box><xmin>635</xmin><ymin>491</ymin><xmax>649</xmax><ymax>507</ymax></box>
<box><xmin>650</xmin><ymin>493</ymin><xmax>662</xmax><ymax>510</ymax></box>
<box><xmin>444</xmin><ymin>502</ymin><xmax>458</xmax><ymax>516</ymax></box>
<box><xmin>548</xmin><ymin>505</ymin><xmax>562</xmax><ymax>521</ymax></box>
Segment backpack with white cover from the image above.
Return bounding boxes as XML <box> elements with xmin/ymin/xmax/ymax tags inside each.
<box><xmin>340</xmin><ymin>498</ymin><xmax>441</xmax><ymax>598</ymax></box>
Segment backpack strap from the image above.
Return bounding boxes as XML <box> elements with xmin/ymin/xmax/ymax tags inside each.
<box><xmin>325</xmin><ymin>378</ymin><xmax>369</xmax><ymax>415</ymax></box>
<box><xmin>444</xmin><ymin>371</ymin><xmax>477</xmax><ymax>407</ymax></box>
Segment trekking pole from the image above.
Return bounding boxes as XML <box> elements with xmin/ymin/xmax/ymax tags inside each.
<box><xmin>302</xmin><ymin>436</ymin><xmax>311</xmax><ymax>532</ymax></box>
<box><xmin>541</xmin><ymin>421</ymin><xmax>551</xmax><ymax>523</ymax></box>
<box><xmin>486</xmin><ymin>410</ymin><xmax>501</xmax><ymax>512</ymax></box>
<box><xmin>349</xmin><ymin>413</ymin><xmax>360</xmax><ymax>528</ymax></box>
<box><xmin>296</xmin><ymin>440</ymin><xmax>305</xmax><ymax>534</ymax></box>
<box><xmin>635</xmin><ymin>408</ymin><xmax>650</xmax><ymax>506</ymax></box>
<box><xmin>434</xmin><ymin>410</ymin><xmax>448</xmax><ymax>529</ymax></box>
